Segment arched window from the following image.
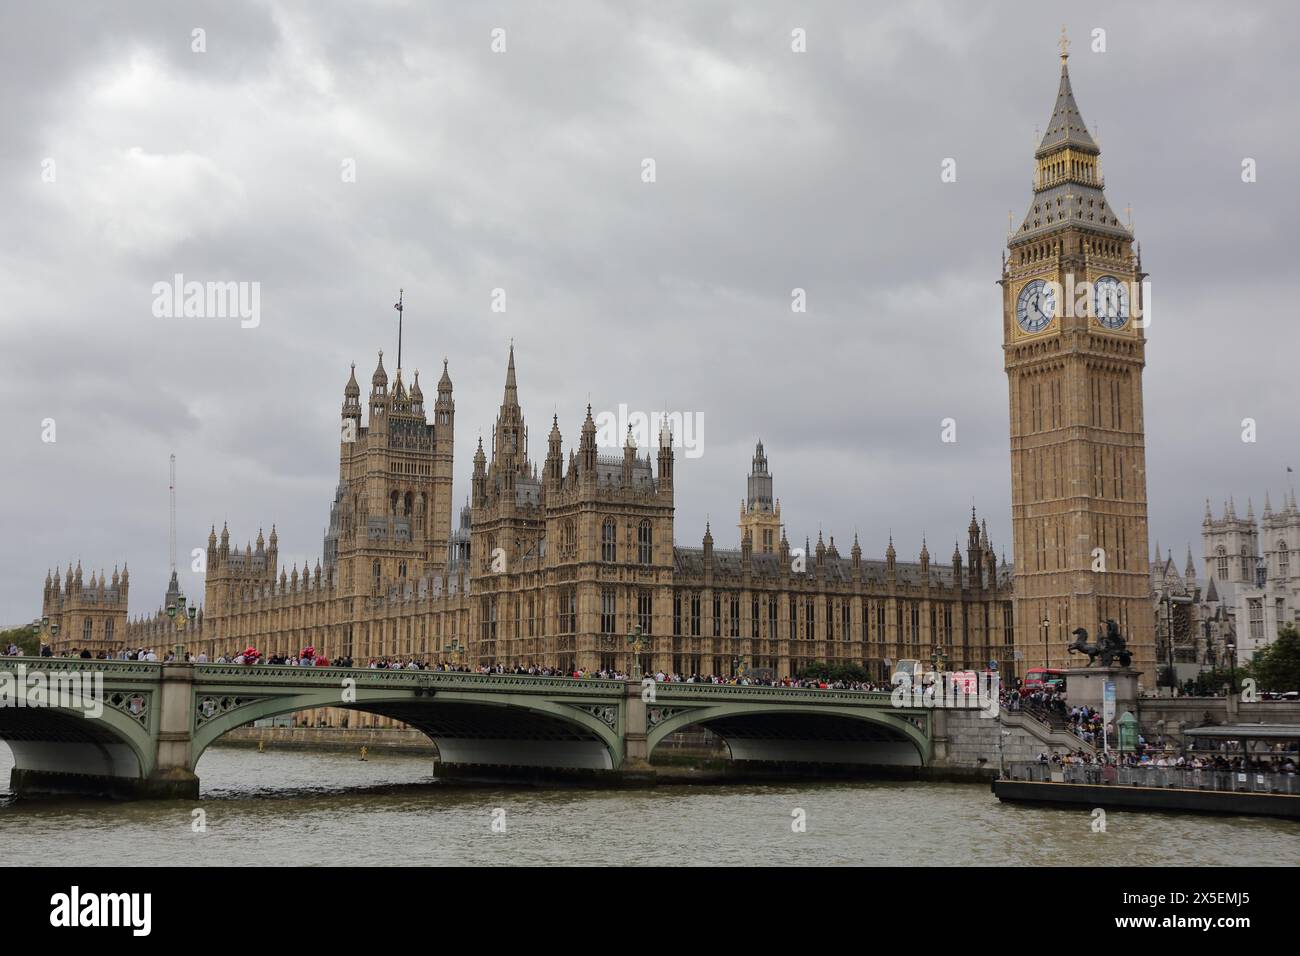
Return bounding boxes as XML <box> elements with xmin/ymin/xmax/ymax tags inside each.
<box><xmin>372</xmin><ymin>559</ymin><xmax>382</xmax><ymax>594</ymax></box>
<box><xmin>1215</xmin><ymin>546</ymin><xmax>1228</xmax><ymax>580</ymax></box>
<box><xmin>638</xmin><ymin>520</ymin><xmax>652</xmax><ymax>564</ymax></box>
<box><xmin>83</xmin><ymin>617</ymin><xmax>92</xmax><ymax>642</ymax></box>
<box><xmin>1279</xmin><ymin>542</ymin><xmax>1289</xmax><ymax>579</ymax></box>
<box><xmin>390</xmin><ymin>491</ymin><xmax>400</xmax><ymax>515</ymax></box>
<box><xmin>1240</xmin><ymin>546</ymin><xmax>1251</xmax><ymax>578</ymax></box>
<box><xmin>398</xmin><ymin>560</ymin><xmax>407</xmax><ymax>579</ymax></box>
<box><xmin>564</xmin><ymin>520</ymin><xmax>576</xmax><ymax>558</ymax></box>
<box><xmin>601</xmin><ymin>520</ymin><xmax>617</xmax><ymax>562</ymax></box>
<box><xmin>105</xmin><ymin>619</ymin><xmax>114</xmax><ymax>644</ymax></box>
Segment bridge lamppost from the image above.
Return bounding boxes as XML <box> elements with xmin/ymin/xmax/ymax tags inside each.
<box><xmin>444</xmin><ymin>639</ymin><xmax>465</xmax><ymax>668</ymax></box>
<box><xmin>166</xmin><ymin>595</ymin><xmax>192</xmax><ymax>662</ymax></box>
<box><xmin>626</xmin><ymin>625</ymin><xmax>646</xmax><ymax>680</ymax></box>
<box><xmin>32</xmin><ymin>616</ymin><xmax>59</xmax><ymax>655</ymax></box>
<box><xmin>732</xmin><ymin>656</ymin><xmax>748</xmax><ymax>681</ymax></box>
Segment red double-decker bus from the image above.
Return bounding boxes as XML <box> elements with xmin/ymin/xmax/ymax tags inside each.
<box><xmin>1021</xmin><ymin>667</ymin><xmax>1065</xmax><ymax>693</ymax></box>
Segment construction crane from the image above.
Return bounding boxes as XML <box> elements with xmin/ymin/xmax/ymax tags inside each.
<box><xmin>169</xmin><ymin>454</ymin><xmax>177</xmax><ymax>576</ymax></box>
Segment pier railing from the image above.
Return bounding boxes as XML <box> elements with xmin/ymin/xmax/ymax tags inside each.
<box><xmin>1005</xmin><ymin>761</ymin><xmax>1300</xmax><ymax>795</ymax></box>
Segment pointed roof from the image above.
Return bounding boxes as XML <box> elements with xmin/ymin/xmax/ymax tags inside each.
<box><xmin>1014</xmin><ymin>45</ymin><xmax>1127</xmax><ymax>243</ymax></box>
<box><xmin>1036</xmin><ymin>55</ymin><xmax>1097</xmax><ymax>156</ymax></box>
<box><xmin>502</xmin><ymin>342</ymin><xmax>518</xmax><ymax>406</ymax></box>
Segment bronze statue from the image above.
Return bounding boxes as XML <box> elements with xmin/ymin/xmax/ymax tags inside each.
<box><xmin>1066</xmin><ymin>619</ymin><xmax>1133</xmax><ymax>668</ymax></box>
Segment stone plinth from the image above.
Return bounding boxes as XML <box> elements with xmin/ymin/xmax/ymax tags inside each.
<box><xmin>1064</xmin><ymin>666</ymin><xmax>1139</xmax><ymax>719</ymax></box>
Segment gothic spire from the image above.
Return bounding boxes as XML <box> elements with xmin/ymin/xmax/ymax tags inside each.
<box><xmin>503</xmin><ymin>341</ymin><xmax>518</xmax><ymax>406</ymax></box>
<box><xmin>1036</xmin><ymin>32</ymin><xmax>1097</xmax><ymax>156</ymax></box>
<box><xmin>1015</xmin><ymin>34</ymin><xmax>1126</xmax><ymax>242</ymax></box>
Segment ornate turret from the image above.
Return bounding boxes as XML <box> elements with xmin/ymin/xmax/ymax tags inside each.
<box><xmin>579</xmin><ymin>404</ymin><xmax>597</xmax><ymax>478</ymax></box>
<box><xmin>546</xmin><ymin>415</ymin><xmax>564</xmax><ymax>488</ymax></box>
<box><xmin>656</xmin><ymin>412</ymin><xmax>674</xmax><ymax>485</ymax></box>
<box><xmin>472</xmin><ymin>437</ymin><xmax>487</xmax><ymax>507</ymax></box>
<box><xmin>343</xmin><ymin>363</ymin><xmax>362</xmax><ymax>430</ymax></box>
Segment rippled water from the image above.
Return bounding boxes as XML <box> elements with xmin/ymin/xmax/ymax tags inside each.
<box><xmin>1</xmin><ymin>745</ymin><xmax>1296</xmax><ymax>866</ymax></box>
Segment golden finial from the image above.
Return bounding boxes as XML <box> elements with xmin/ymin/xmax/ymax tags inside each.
<box><xmin>1059</xmin><ymin>25</ymin><xmax>1069</xmax><ymax>62</ymax></box>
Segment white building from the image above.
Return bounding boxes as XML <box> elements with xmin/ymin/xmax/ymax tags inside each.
<box><xmin>1201</xmin><ymin>494</ymin><xmax>1300</xmax><ymax>660</ymax></box>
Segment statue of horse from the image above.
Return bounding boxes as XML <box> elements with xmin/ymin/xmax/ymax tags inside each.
<box><xmin>1066</xmin><ymin>620</ymin><xmax>1133</xmax><ymax>668</ymax></box>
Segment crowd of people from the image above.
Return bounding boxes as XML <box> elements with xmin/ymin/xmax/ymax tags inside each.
<box><xmin>3</xmin><ymin>644</ymin><xmax>897</xmax><ymax>690</ymax></box>
<box><xmin>1034</xmin><ymin>748</ymin><xmax>1298</xmax><ymax>774</ymax></box>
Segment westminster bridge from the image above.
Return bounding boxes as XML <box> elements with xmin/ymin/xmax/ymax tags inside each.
<box><xmin>0</xmin><ymin>658</ymin><xmax>991</xmax><ymax>799</ymax></box>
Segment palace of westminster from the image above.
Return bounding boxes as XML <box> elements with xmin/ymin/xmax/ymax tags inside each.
<box><xmin>53</xmin><ymin>42</ymin><xmax>1284</xmax><ymax>690</ymax></box>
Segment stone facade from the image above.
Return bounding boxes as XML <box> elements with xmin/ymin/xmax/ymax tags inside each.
<box><xmin>40</xmin><ymin>562</ymin><xmax>129</xmax><ymax>655</ymax></box>
<box><xmin>124</xmin><ymin>342</ymin><xmax>1015</xmax><ymax>683</ymax></box>
<box><xmin>1199</xmin><ymin>495</ymin><xmax>1300</xmax><ymax>660</ymax></box>
<box><xmin>1149</xmin><ymin>545</ymin><xmax>1233</xmax><ymax>678</ymax></box>
<box><xmin>1003</xmin><ymin>47</ymin><xmax>1155</xmax><ymax>680</ymax></box>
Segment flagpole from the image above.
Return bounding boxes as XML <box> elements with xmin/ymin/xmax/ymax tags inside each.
<box><xmin>395</xmin><ymin>289</ymin><xmax>404</xmax><ymax>372</ymax></box>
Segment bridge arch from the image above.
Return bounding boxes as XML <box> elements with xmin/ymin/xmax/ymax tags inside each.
<box><xmin>647</xmin><ymin>702</ymin><xmax>930</xmax><ymax>767</ymax></box>
<box><xmin>189</xmin><ymin>685</ymin><xmax>625</xmax><ymax>773</ymax></box>
<box><xmin>0</xmin><ymin>703</ymin><xmax>156</xmax><ymax>783</ymax></box>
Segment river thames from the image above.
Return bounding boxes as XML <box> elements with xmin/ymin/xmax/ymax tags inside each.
<box><xmin>1</xmin><ymin>747</ymin><xmax>1296</xmax><ymax>866</ymax></box>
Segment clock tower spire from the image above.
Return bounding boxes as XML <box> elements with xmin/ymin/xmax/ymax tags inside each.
<box><xmin>1002</xmin><ymin>41</ymin><xmax>1154</xmax><ymax>681</ymax></box>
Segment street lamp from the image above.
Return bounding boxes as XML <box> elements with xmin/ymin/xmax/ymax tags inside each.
<box><xmin>1226</xmin><ymin>641</ymin><xmax>1237</xmax><ymax>694</ymax></box>
<box><xmin>732</xmin><ymin>655</ymin><xmax>748</xmax><ymax>680</ymax></box>
<box><xmin>626</xmin><ymin>625</ymin><xmax>646</xmax><ymax>680</ymax></box>
<box><xmin>32</xmin><ymin>616</ymin><xmax>57</xmax><ymax>653</ymax></box>
<box><xmin>1040</xmin><ymin>617</ymin><xmax>1051</xmax><ymax>669</ymax></box>
<box><xmin>1162</xmin><ymin>593</ymin><xmax>1194</xmax><ymax>693</ymax></box>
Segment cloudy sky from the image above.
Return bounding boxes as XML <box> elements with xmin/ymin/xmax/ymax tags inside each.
<box><xmin>2</xmin><ymin>0</ymin><xmax>1296</xmax><ymax>624</ymax></box>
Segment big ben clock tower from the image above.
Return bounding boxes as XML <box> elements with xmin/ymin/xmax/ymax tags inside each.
<box><xmin>1003</xmin><ymin>33</ymin><xmax>1155</xmax><ymax>681</ymax></box>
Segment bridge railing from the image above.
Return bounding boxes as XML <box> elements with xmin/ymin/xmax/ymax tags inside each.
<box><xmin>1006</xmin><ymin>760</ymin><xmax>1300</xmax><ymax>795</ymax></box>
<box><xmin>0</xmin><ymin>656</ymin><xmax>162</xmax><ymax>676</ymax></box>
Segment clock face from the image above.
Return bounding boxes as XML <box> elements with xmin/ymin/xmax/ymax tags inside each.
<box><xmin>1094</xmin><ymin>275</ymin><xmax>1129</xmax><ymax>329</ymax></box>
<box><xmin>1016</xmin><ymin>279</ymin><xmax>1056</xmax><ymax>333</ymax></box>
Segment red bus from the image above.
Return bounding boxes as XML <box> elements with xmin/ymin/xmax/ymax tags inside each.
<box><xmin>1021</xmin><ymin>667</ymin><xmax>1065</xmax><ymax>693</ymax></box>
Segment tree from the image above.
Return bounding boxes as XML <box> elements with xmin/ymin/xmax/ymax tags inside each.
<box><xmin>796</xmin><ymin>661</ymin><xmax>869</xmax><ymax>683</ymax></box>
<box><xmin>1251</xmin><ymin>624</ymin><xmax>1300</xmax><ymax>693</ymax></box>
<box><xmin>0</xmin><ymin>626</ymin><xmax>40</xmax><ymax>656</ymax></box>
<box><xmin>1192</xmin><ymin>666</ymin><xmax>1245</xmax><ymax>697</ymax></box>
